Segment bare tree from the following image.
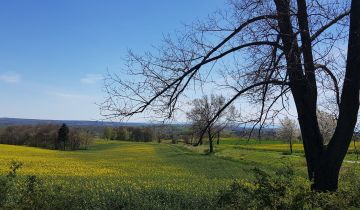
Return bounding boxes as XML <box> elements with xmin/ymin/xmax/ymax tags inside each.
<box><xmin>186</xmin><ymin>94</ymin><xmax>236</xmax><ymax>153</ymax></box>
<box><xmin>101</xmin><ymin>0</ymin><xmax>359</xmax><ymax>191</ymax></box>
<box><xmin>278</xmin><ymin>116</ymin><xmax>299</xmax><ymax>154</ymax></box>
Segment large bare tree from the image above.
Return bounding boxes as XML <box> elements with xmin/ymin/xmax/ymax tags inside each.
<box><xmin>101</xmin><ymin>0</ymin><xmax>360</xmax><ymax>191</ymax></box>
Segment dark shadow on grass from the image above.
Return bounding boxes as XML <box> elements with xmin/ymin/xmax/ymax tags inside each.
<box><xmin>85</xmin><ymin>141</ymin><xmax>125</xmax><ymax>152</ymax></box>
<box><xmin>152</xmin><ymin>143</ymin><xmax>259</xmax><ymax>180</ymax></box>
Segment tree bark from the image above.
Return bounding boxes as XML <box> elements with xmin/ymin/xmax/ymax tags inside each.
<box><xmin>312</xmin><ymin>154</ymin><xmax>340</xmax><ymax>191</ymax></box>
<box><xmin>208</xmin><ymin>129</ymin><xmax>213</xmax><ymax>153</ymax></box>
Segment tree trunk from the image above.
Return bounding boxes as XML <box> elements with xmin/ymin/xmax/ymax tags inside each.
<box><xmin>274</xmin><ymin>0</ymin><xmax>360</xmax><ymax>191</ymax></box>
<box><xmin>208</xmin><ymin>129</ymin><xmax>213</xmax><ymax>153</ymax></box>
<box><xmin>312</xmin><ymin>155</ymin><xmax>340</xmax><ymax>191</ymax></box>
<box><xmin>289</xmin><ymin>138</ymin><xmax>293</xmax><ymax>154</ymax></box>
<box><xmin>217</xmin><ymin>132</ymin><xmax>220</xmax><ymax>145</ymax></box>
<box><xmin>312</xmin><ymin>0</ymin><xmax>360</xmax><ymax>191</ymax></box>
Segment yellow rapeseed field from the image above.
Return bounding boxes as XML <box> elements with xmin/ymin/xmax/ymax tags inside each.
<box><xmin>0</xmin><ymin>140</ymin><xmax>262</xmax><ymax>196</ymax></box>
<box><xmin>0</xmin><ymin>139</ymin><xmax>359</xmax><ymax>209</ymax></box>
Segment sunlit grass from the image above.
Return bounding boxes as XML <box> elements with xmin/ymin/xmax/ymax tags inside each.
<box><xmin>219</xmin><ymin>137</ymin><xmax>360</xmax><ymax>153</ymax></box>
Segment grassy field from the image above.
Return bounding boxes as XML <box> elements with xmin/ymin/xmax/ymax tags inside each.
<box><xmin>0</xmin><ymin>138</ymin><xmax>360</xmax><ymax>209</ymax></box>
<box><xmin>0</xmin><ymin>138</ymin><xmax>358</xmax><ymax>188</ymax></box>
<box><xmin>0</xmin><ymin>139</ymin><xmax>310</xmax><ymax>180</ymax></box>
<box><xmin>0</xmin><ymin>140</ymin><xmax>295</xmax><ymax>191</ymax></box>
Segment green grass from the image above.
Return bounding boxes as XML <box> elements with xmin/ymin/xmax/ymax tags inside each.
<box><xmin>218</xmin><ymin>137</ymin><xmax>285</xmax><ymax>145</ymax></box>
<box><xmin>219</xmin><ymin>137</ymin><xmax>360</xmax><ymax>153</ymax></box>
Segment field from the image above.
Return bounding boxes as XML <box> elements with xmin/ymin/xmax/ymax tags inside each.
<box><xmin>0</xmin><ymin>138</ymin><xmax>308</xmax><ymax>182</ymax></box>
<box><xmin>0</xmin><ymin>138</ymin><xmax>360</xmax><ymax>209</ymax></box>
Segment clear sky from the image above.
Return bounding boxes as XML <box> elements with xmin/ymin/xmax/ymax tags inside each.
<box><xmin>0</xmin><ymin>0</ymin><xmax>225</xmax><ymax>121</ymax></box>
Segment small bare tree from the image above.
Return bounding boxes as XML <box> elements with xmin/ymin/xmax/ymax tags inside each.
<box><xmin>317</xmin><ymin>110</ymin><xmax>337</xmax><ymax>145</ymax></box>
<box><xmin>186</xmin><ymin>94</ymin><xmax>236</xmax><ymax>153</ymax></box>
<box><xmin>278</xmin><ymin>116</ymin><xmax>299</xmax><ymax>154</ymax></box>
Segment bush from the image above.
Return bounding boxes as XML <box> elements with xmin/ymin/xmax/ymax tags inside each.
<box><xmin>217</xmin><ymin>165</ymin><xmax>360</xmax><ymax>209</ymax></box>
<box><xmin>0</xmin><ymin>161</ymin><xmax>23</xmax><ymax>207</ymax></box>
<box><xmin>217</xmin><ymin>166</ymin><xmax>299</xmax><ymax>209</ymax></box>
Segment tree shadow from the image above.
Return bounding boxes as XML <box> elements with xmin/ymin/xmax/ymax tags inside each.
<box><xmin>152</xmin><ymin>143</ymin><xmax>257</xmax><ymax>180</ymax></box>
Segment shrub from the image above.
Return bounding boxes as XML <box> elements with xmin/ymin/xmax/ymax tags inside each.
<box><xmin>218</xmin><ymin>166</ymin><xmax>299</xmax><ymax>209</ymax></box>
<box><xmin>217</xmin><ymin>165</ymin><xmax>360</xmax><ymax>209</ymax></box>
<box><xmin>0</xmin><ymin>161</ymin><xmax>23</xmax><ymax>207</ymax></box>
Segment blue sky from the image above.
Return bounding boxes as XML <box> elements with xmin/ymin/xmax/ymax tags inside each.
<box><xmin>0</xmin><ymin>0</ymin><xmax>225</xmax><ymax>120</ymax></box>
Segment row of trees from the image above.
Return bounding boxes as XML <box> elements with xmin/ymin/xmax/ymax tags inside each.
<box><xmin>103</xmin><ymin>126</ymin><xmax>156</xmax><ymax>142</ymax></box>
<box><xmin>0</xmin><ymin>124</ymin><xmax>93</xmax><ymax>150</ymax></box>
<box><xmin>103</xmin><ymin>125</ymin><xmax>216</xmax><ymax>145</ymax></box>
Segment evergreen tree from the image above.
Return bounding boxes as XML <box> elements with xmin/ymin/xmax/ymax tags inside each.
<box><xmin>58</xmin><ymin>124</ymin><xmax>69</xmax><ymax>150</ymax></box>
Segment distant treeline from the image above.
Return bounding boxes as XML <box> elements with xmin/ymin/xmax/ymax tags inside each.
<box><xmin>0</xmin><ymin>124</ymin><xmax>93</xmax><ymax>150</ymax></box>
<box><xmin>102</xmin><ymin>125</ymin><xmax>302</xmax><ymax>143</ymax></box>
<box><xmin>102</xmin><ymin>125</ymin><xmax>193</xmax><ymax>143</ymax></box>
<box><xmin>102</xmin><ymin>125</ymin><xmax>236</xmax><ymax>145</ymax></box>
<box><xmin>103</xmin><ymin>126</ymin><xmax>163</xmax><ymax>142</ymax></box>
